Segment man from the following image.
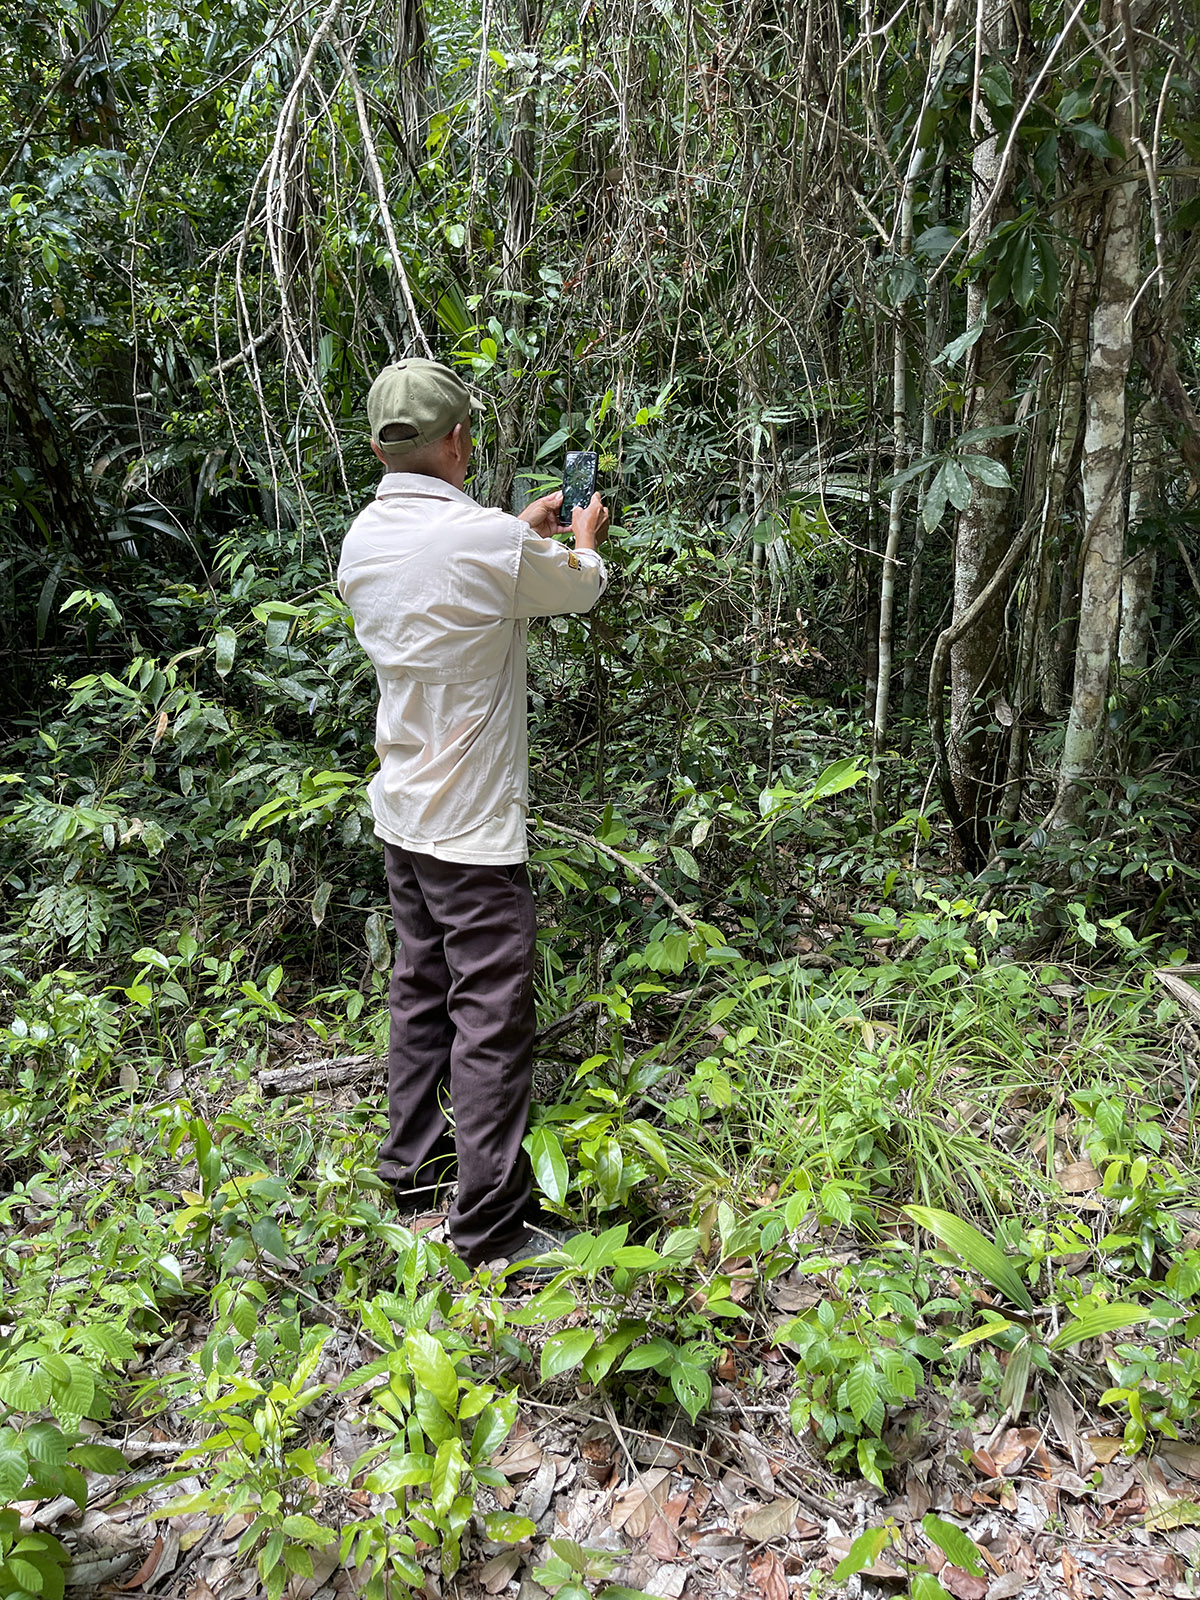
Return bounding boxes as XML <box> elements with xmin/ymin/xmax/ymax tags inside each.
<box><xmin>337</xmin><ymin>357</ymin><xmax>609</xmax><ymax>1268</ymax></box>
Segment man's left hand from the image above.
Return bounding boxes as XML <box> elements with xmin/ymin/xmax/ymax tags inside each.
<box><xmin>518</xmin><ymin>491</ymin><xmax>564</xmax><ymax>537</ymax></box>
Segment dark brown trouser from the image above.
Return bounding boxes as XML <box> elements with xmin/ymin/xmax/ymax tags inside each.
<box><xmin>380</xmin><ymin>843</ymin><xmax>537</xmax><ymax>1266</ymax></box>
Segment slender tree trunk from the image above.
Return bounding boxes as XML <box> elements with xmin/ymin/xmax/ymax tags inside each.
<box><xmin>1119</xmin><ymin>404</ymin><xmax>1159</xmax><ymax>672</ymax></box>
<box><xmin>1055</xmin><ymin>84</ymin><xmax>1140</xmax><ymax>821</ymax></box>
<box><xmin>871</xmin><ymin>144</ymin><xmax>925</xmax><ymax>817</ymax></box>
<box><xmin>946</xmin><ymin>32</ymin><xmax>1016</xmax><ymax>863</ymax></box>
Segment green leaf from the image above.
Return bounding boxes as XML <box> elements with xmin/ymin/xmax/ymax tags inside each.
<box><xmin>22</xmin><ymin>1425</ymin><xmax>67</xmax><ymax>1468</ymax></box>
<box><xmin>367</xmin><ymin>1452</ymin><xmax>434</xmax><ymax>1492</ymax></box>
<box><xmin>535</xmin><ymin>426</ymin><xmax>570</xmax><ymax>462</ymax></box>
<box><xmin>958</xmin><ymin>452</ymin><xmax>1012</xmax><ymax>490</ymax></box>
<box><xmin>430</xmin><ymin>1437</ymin><xmax>464</xmax><ymax>1517</ymax></box>
<box><xmin>844</xmin><ymin>1362</ymin><xmax>878</xmax><ymax>1424</ymax></box>
<box><xmin>482</xmin><ymin>1511</ymin><xmax>536</xmax><ymax>1543</ymax></box>
<box><xmin>805</xmin><ymin>758</ymin><xmax>867</xmax><ymax>806</ymax></box>
<box><xmin>214</xmin><ymin>628</ymin><xmax>237</xmax><ymax>677</ymax></box>
<box><xmin>526</xmin><ymin>1127</ymin><xmax>569</xmax><ymax>1205</ymax></box>
<box><xmin>364</xmin><ymin>912</ymin><xmax>391</xmax><ymax>972</ymax></box>
<box><xmin>540</xmin><ymin>1329</ymin><xmax>596</xmax><ymax>1380</ymax></box>
<box><xmin>922</xmin><ymin>1513</ymin><xmax>984</xmax><ymax>1575</ymax></box>
<box><xmin>470</xmin><ymin>1399</ymin><xmax>516</xmax><ymax>1465</ymax></box>
<box><xmin>923</xmin><ymin>464</ymin><xmax>950</xmax><ymax>531</ymax></box>
<box><xmin>942</xmin><ymin>459</ymin><xmax>972</xmax><ymax>511</ymax></box>
<box><xmin>583</xmin><ymin>1322</ymin><xmax>645</xmax><ymax>1385</ymax></box>
<box><xmin>832</xmin><ymin>1526</ymin><xmax>892</xmax><ymax>1581</ymax></box>
<box><xmin>406</xmin><ymin>1331</ymin><xmax>460</xmax><ymax>1415</ymax></box>
<box><xmin>904</xmin><ymin>1206</ymin><xmax>1034</xmax><ymax>1312</ymax></box>
<box><xmin>249</xmin><ymin>1217</ymin><xmax>289</xmax><ymax>1264</ymax></box>
<box><xmin>932</xmin><ymin>319</ymin><xmax>984</xmax><ymax>366</ymax></box>
<box><xmin>0</xmin><ymin>1433</ymin><xmax>28</xmax><ymax>1500</ymax></box>
<box><xmin>1049</xmin><ymin>1302</ymin><xmax>1161</xmax><ymax>1352</ymax></box>
<box><xmin>670</xmin><ymin>1358</ymin><xmax>711</xmax><ymax>1422</ymax></box>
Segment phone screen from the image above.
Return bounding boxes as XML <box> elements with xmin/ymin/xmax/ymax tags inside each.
<box><xmin>559</xmin><ymin>451</ymin><xmax>598</xmax><ymax>525</ymax></box>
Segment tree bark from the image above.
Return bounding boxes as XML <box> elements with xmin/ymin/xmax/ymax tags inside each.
<box><xmin>1119</xmin><ymin>404</ymin><xmax>1159</xmax><ymax>672</ymax></box>
<box><xmin>946</xmin><ymin>29</ymin><xmax>1017</xmax><ymax>864</ymax></box>
<box><xmin>1054</xmin><ymin>85</ymin><xmax>1140</xmax><ymax>821</ymax></box>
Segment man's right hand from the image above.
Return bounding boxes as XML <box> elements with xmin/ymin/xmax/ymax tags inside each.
<box><xmin>571</xmin><ymin>493</ymin><xmax>610</xmax><ymax>551</ymax></box>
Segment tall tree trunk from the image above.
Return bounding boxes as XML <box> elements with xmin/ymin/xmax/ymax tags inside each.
<box><xmin>1119</xmin><ymin>403</ymin><xmax>1159</xmax><ymax>672</ymax></box>
<box><xmin>1054</xmin><ymin>81</ymin><xmax>1139</xmax><ymax>821</ymax></box>
<box><xmin>946</xmin><ymin>21</ymin><xmax>1017</xmax><ymax>864</ymax></box>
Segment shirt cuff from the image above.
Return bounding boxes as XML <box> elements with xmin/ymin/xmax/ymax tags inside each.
<box><xmin>574</xmin><ymin>547</ymin><xmax>608</xmax><ymax>592</ymax></box>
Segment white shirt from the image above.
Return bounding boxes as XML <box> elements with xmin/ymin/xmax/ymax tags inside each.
<box><xmin>337</xmin><ymin>472</ymin><xmax>607</xmax><ymax>864</ymax></box>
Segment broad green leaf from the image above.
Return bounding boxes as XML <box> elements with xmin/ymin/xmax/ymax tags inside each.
<box><xmin>249</xmin><ymin>1217</ymin><xmax>288</xmax><ymax>1263</ymax></box>
<box><xmin>844</xmin><ymin>1362</ymin><xmax>878</xmax><ymax>1424</ymax></box>
<box><xmin>948</xmin><ymin>1317</ymin><xmax>1014</xmax><ymax>1350</ymax></box>
<box><xmin>805</xmin><ymin>758</ymin><xmax>867</xmax><ymax>806</ymax></box>
<box><xmin>406</xmin><ymin>1331</ymin><xmax>460</xmax><ymax>1415</ymax></box>
<box><xmin>540</xmin><ymin>1328</ymin><xmax>596</xmax><ymax>1380</ymax></box>
<box><xmin>943</xmin><ymin>459</ymin><xmax>972</xmax><ymax>511</ymax></box>
<box><xmin>431</xmin><ymin>1437</ymin><xmax>464</xmax><ymax>1516</ymax></box>
<box><xmin>583</xmin><ymin>1321</ymin><xmax>646</xmax><ymax>1385</ymax></box>
<box><xmin>904</xmin><ymin>1206</ymin><xmax>1034</xmax><ymax>1312</ymax></box>
<box><xmin>1049</xmin><ymin>1303</ymin><xmax>1161</xmax><ymax>1352</ymax></box>
<box><xmin>470</xmin><ymin>1397</ymin><xmax>516</xmax><ymax>1464</ymax></box>
<box><xmin>0</xmin><ymin>1433</ymin><xmax>28</xmax><ymax>1500</ymax></box>
<box><xmin>214</xmin><ymin>628</ymin><xmax>237</xmax><ymax>677</ymax></box>
<box><xmin>413</xmin><ymin>1386</ymin><xmax>456</xmax><ymax>1445</ymax></box>
<box><xmin>922</xmin><ymin>1513</ymin><xmax>984</xmax><ymax>1575</ymax></box>
<box><xmin>959</xmin><ymin>452</ymin><xmax>1012</xmax><ymax>489</ymax></box>
<box><xmin>367</xmin><ymin>1452</ymin><xmax>434</xmax><ymax>1492</ymax></box>
<box><xmin>670</xmin><ymin>1359</ymin><xmax>711</xmax><ymax>1422</ymax></box>
<box><xmin>526</xmin><ymin>1127</ymin><xmax>568</xmax><ymax>1204</ymax></box>
<box><xmin>832</xmin><ymin>1526</ymin><xmax>892</xmax><ymax>1581</ymax></box>
<box><xmin>482</xmin><ymin>1511</ymin><xmax>536</xmax><ymax>1542</ymax></box>
<box><xmin>619</xmin><ymin>1337</ymin><xmax>676</xmax><ymax>1373</ymax></box>
<box><xmin>22</xmin><ymin>1425</ymin><xmax>67</xmax><ymax>1468</ymax></box>
<box><xmin>69</xmin><ymin>1443</ymin><xmax>126</xmax><ymax>1475</ymax></box>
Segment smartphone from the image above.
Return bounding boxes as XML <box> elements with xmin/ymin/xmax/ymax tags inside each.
<box><xmin>558</xmin><ymin>450</ymin><xmax>598</xmax><ymax>526</ymax></box>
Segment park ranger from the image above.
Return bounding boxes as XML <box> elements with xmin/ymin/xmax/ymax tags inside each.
<box><xmin>337</xmin><ymin>358</ymin><xmax>609</xmax><ymax>1268</ymax></box>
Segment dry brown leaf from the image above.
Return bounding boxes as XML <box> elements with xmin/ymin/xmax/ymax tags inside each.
<box><xmin>494</xmin><ymin>1431</ymin><xmax>544</xmax><ymax>1478</ymax></box>
<box><xmin>1085</xmin><ymin>1434</ymin><xmax>1125</xmax><ymax>1465</ymax></box>
<box><xmin>1047</xmin><ymin>1384</ymin><xmax>1083</xmax><ymax>1474</ymax></box>
<box><xmin>749</xmin><ymin>1549</ymin><xmax>787</xmax><ymax>1600</ymax></box>
<box><xmin>905</xmin><ymin>1470</ymin><xmax>932</xmax><ymax>1518</ymax></box>
<box><xmin>737</xmin><ymin>1438</ymin><xmax>775</xmax><ymax>1496</ymax></box>
<box><xmin>1106</xmin><ymin>1554</ymin><xmax>1161</xmax><ymax>1587</ymax></box>
<box><xmin>688</xmin><ymin>1532</ymin><xmax>745</xmax><ymax>1559</ymax></box>
<box><xmin>985</xmin><ymin>1576</ymin><xmax>1026</xmax><ymax>1599</ymax></box>
<box><xmin>1158</xmin><ymin>1441</ymin><xmax>1200</xmax><ymax>1479</ymax></box>
<box><xmin>479</xmin><ymin>1550</ymin><xmax>522</xmax><ymax>1594</ymax></box>
<box><xmin>116</xmin><ymin>1534</ymin><xmax>163</xmax><ymax>1590</ymax></box>
<box><xmin>970</xmin><ymin>1448</ymin><xmax>1000</xmax><ymax>1478</ymax></box>
<box><xmin>1061</xmin><ymin>1549</ymin><xmax>1085</xmax><ymax>1600</ymax></box>
<box><xmin>1057</xmin><ymin>1159</ymin><xmax>1100</xmax><ymax>1192</ymax></box>
<box><xmin>740</xmin><ymin>1498</ymin><xmax>798</xmax><ymax>1544</ymax></box>
<box><xmin>646</xmin><ymin>1517</ymin><xmax>679</xmax><ymax>1561</ymax></box>
<box><xmin>610</xmin><ymin>1468</ymin><xmax>672</xmax><ymax>1537</ymax></box>
<box><xmin>1097</xmin><ymin>1461</ymin><xmax>1137</xmax><ymax>1506</ymax></box>
<box><xmin>940</xmin><ymin>1568</ymin><xmax>987</xmax><ymax>1600</ymax></box>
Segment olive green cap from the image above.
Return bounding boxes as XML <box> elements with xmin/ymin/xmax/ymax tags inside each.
<box><xmin>367</xmin><ymin>358</ymin><xmax>479</xmax><ymax>455</ymax></box>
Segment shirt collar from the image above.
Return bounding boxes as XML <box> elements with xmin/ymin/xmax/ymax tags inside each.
<box><xmin>375</xmin><ymin>472</ymin><xmax>479</xmax><ymax>508</ymax></box>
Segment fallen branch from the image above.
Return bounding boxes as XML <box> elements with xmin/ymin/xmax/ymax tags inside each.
<box><xmin>260</xmin><ymin>1005</ymin><xmax>605</xmax><ymax>1095</ymax></box>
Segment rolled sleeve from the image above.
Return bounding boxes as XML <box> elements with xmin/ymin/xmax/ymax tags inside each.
<box><xmin>511</xmin><ymin>537</ymin><xmax>608</xmax><ymax>619</ymax></box>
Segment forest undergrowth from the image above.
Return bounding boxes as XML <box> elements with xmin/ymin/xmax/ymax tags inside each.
<box><xmin>4</xmin><ymin>524</ymin><xmax>1200</xmax><ymax>1600</ymax></box>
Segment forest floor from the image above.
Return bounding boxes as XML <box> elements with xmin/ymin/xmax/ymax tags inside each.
<box><xmin>5</xmin><ymin>956</ymin><xmax>1200</xmax><ymax>1600</ymax></box>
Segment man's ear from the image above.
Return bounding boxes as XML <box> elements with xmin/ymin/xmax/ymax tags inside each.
<box><xmin>371</xmin><ymin>440</ymin><xmax>390</xmax><ymax>466</ymax></box>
